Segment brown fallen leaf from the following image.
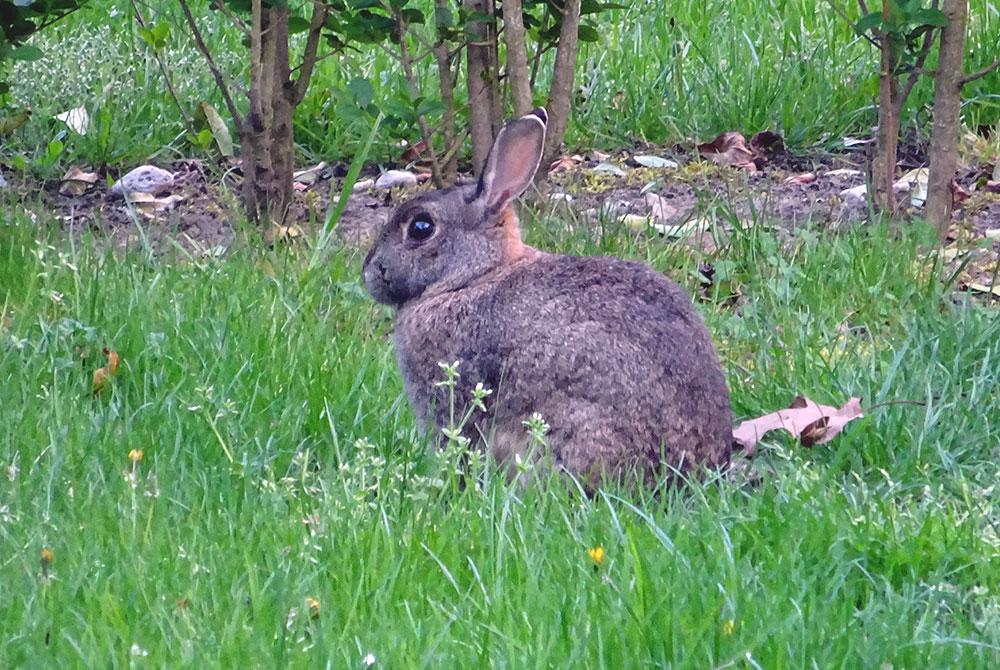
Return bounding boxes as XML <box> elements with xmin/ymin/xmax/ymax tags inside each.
<box><xmin>93</xmin><ymin>347</ymin><xmax>121</xmax><ymax>395</ymax></box>
<box><xmin>59</xmin><ymin>166</ymin><xmax>99</xmax><ymax>196</ymax></box>
<box><xmin>400</xmin><ymin>139</ymin><xmax>428</xmax><ymax>163</ymax></box>
<box><xmin>697</xmin><ymin>131</ymin><xmax>757</xmax><ymax>173</ymax></box>
<box><xmin>549</xmin><ymin>154</ymin><xmax>583</xmax><ymax>174</ymax></box>
<box><xmin>125</xmin><ymin>192</ymin><xmax>184</xmax><ymax>218</ymax></box>
<box><xmin>784</xmin><ymin>172</ymin><xmax>817</xmax><ymax>186</ymax></box>
<box><xmin>950</xmin><ymin>180</ymin><xmax>971</xmax><ymax>203</ymax></box>
<box><xmin>733</xmin><ymin>395</ymin><xmax>864</xmax><ymax>456</ymax></box>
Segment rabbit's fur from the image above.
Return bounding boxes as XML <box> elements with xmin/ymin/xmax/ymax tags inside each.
<box><xmin>363</xmin><ymin>108</ymin><xmax>732</xmax><ymax>486</ymax></box>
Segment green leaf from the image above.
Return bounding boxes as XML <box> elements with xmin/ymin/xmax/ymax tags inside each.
<box><xmin>434</xmin><ymin>5</ymin><xmax>453</xmax><ymax>28</ymax></box>
<box><xmin>401</xmin><ymin>8</ymin><xmax>424</xmax><ymax>24</ymax></box>
<box><xmin>346</xmin><ymin>77</ymin><xmax>374</xmax><ymax>108</ymax></box>
<box><xmin>11</xmin><ymin>44</ymin><xmax>44</xmax><ymax>61</ymax></box>
<box><xmin>580</xmin><ymin>0</ymin><xmax>626</xmax><ymax>16</ymax></box>
<box><xmin>908</xmin><ymin>8</ymin><xmax>948</xmax><ymax>28</ymax></box>
<box><xmin>194</xmin><ymin>102</ymin><xmax>234</xmax><ymax>157</ymax></box>
<box><xmin>287</xmin><ymin>16</ymin><xmax>311</xmax><ymax>34</ymax></box>
<box><xmin>577</xmin><ymin>23</ymin><xmax>600</xmax><ymax>42</ymax></box>
<box><xmin>854</xmin><ymin>11</ymin><xmax>882</xmax><ymax>35</ymax></box>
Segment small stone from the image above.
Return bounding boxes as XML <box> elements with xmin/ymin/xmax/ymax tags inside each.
<box><xmin>352</xmin><ymin>178</ymin><xmax>375</xmax><ymax>192</ymax></box>
<box><xmin>840</xmin><ymin>184</ymin><xmax>868</xmax><ymax>201</ymax></box>
<box><xmin>634</xmin><ymin>155</ymin><xmax>678</xmax><ymax>169</ymax></box>
<box><xmin>548</xmin><ymin>193</ymin><xmax>574</xmax><ymax>203</ymax></box>
<box><xmin>374</xmin><ymin>170</ymin><xmax>418</xmax><ymax>190</ymax></box>
<box><xmin>111</xmin><ymin>165</ymin><xmax>175</xmax><ymax>195</ymax></box>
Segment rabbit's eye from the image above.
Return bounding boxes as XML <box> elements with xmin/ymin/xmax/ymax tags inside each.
<box><xmin>407</xmin><ymin>218</ymin><xmax>435</xmax><ymax>243</ymax></box>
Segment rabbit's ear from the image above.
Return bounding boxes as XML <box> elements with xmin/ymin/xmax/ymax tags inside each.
<box><xmin>477</xmin><ymin>107</ymin><xmax>547</xmax><ymax>213</ymax></box>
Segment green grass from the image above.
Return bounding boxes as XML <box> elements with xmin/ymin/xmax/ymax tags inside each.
<box><xmin>2</xmin><ymin>204</ymin><xmax>1000</xmax><ymax>667</ymax></box>
<box><xmin>4</xmin><ymin>0</ymin><xmax>999</xmax><ymax>174</ymax></box>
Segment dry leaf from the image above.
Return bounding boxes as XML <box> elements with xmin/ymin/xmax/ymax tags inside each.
<box><xmin>549</xmin><ymin>155</ymin><xmax>583</xmax><ymax>174</ymax></box>
<box><xmin>195</xmin><ymin>102</ymin><xmax>234</xmax><ymax>157</ymax></box>
<box><xmin>965</xmin><ymin>282</ymin><xmax>1000</xmax><ymax>298</ymax></box>
<box><xmin>697</xmin><ymin>132</ymin><xmax>757</xmax><ymax>173</ymax></box>
<box><xmin>126</xmin><ymin>192</ymin><xmax>184</xmax><ymax>218</ymax></box>
<box><xmin>784</xmin><ymin>172</ymin><xmax>817</xmax><ymax>186</ymax></box>
<box><xmin>950</xmin><ymin>180</ymin><xmax>971</xmax><ymax>203</ymax></box>
<box><xmin>93</xmin><ymin>347</ymin><xmax>120</xmax><ymax>394</ymax></box>
<box><xmin>826</xmin><ymin>168</ymin><xmax>863</xmax><ymax>178</ymax></box>
<box><xmin>733</xmin><ymin>395</ymin><xmax>864</xmax><ymax>455</ymax></box>
<box><xmin>400</xmin><ymin>139</ymin><xmax>428</xmax><ymax>162</ymax></box>
<box><xmin>265</xmin><ymin>224</ymin><xmax>303</xmax><ymax>245</ymax></box>
<box><xmin>59</xmin><ymin>166</ymin><xmax>99</xmax><ymax>196</ymax></box>
<box><xmin>644</xmin><ymin>192</ymin><xmax>678</xmax><ymax>221</ymax></box>
<box><xmin>293</xmin><ymin>162</ymin><xmax>329</xmax><ymax>186</ymax></box>
<box><xmin>55</xmin><ymin>105</ymin><xmax>89</xmax><ymax>135</ymax></box>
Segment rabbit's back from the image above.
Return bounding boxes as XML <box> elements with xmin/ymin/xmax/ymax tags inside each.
<box><xmin>395</xmin><ymin>252</ymin><xmax>732</xmax><ymax>483</ymax></box>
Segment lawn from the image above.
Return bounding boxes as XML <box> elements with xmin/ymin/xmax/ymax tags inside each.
<box><xmin>2</xmin><ymin>208</ymin><xmax>999</xmax><ymax>666</ymax></box>
<box><xmin>3</xmin><ymin>0</ymin><xmax>1000</xmax><ymax>667</ymax></box>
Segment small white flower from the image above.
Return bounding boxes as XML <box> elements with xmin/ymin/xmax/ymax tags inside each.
<box><xmin>362</xmin><ymin>653</ymin><xmax>377</xmax><ymax>666</ymax></box>
<box><xmin>130</xmin><ymin>643</ymin><xmax>149</xmax><ymax>657</ymax></box>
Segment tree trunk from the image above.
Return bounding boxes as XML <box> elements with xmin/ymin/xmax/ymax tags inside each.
<box><xmin>926</xmin><ymin>0</ymin><xmax>968</xmax><ymax>242</ymax></box>
<box><xmin>242</xmin><ymin>3</ymin><xmax>295</xmax><ymax>226</ymax></box>
<box><xmin>541</xmin><ymin>0</ymin><xmax>582</xmax><ymax>172</ymax></box>
<box><xmin>502</xmin><ymin>0</ymin><xmax>532</xmax><ymax>116</ymax></box>
<box><xmin>465</xmin><ymin>0</ymin><xmax>501</xmax><ymax>174</ymax></box>
<box><xmin>872</xmin><ymin>9</ymin><xmax>900</xmax><ymax>215</ymax></box>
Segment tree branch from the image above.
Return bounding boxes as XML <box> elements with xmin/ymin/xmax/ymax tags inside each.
<box><xmin>211</xmin><ymin>0</ymin><xmax>251</xmax><ymax>36</ymax></box>
<box><xmin>828</xmin><ymin>0</ymin><xmax>879</xmax><ymax>49</ymax></box>
<box><xmin>394</xmin><ymin>9</ymin><xmax>443</xmax><ymax>187</ymax></box>
<box><xmin>292</xmin><ymin>0</ymin><xmax>329</xmax><ymax>105</ymax></box>
<box><xmin>895</xmin><ymin>1</ymin><xmax>939</xmax><ymax>118</ymax></box>
<box><xmin>178</xmin><ymin>0</ymin><xmax>244</xmax><ymax>126</ymax></box>
<box><xmin>131</xmin><ymin>0</ymin><xmax>195</xmax><ymax>135</ymax></box>
<box><xmin>962</xmin><ymin>57</ymin><xmax>1000</xmax><ymax>85</ymax></box>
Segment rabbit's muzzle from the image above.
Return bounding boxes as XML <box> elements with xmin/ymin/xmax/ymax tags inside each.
<box><xmin>362</xmin><ymin>248</ymin><xmax>407</xmax><ymax>307</ymax></box>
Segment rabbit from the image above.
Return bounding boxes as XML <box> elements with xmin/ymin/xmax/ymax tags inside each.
<box><xmin>362</xmin><ymin>107</ymin><xmax>732</xmax><ymax>487</ymax></box>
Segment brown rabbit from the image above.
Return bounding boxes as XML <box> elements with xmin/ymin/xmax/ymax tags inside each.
<box><xmin>363</xmin><ymin>108</ymin><xmax>732</xmax><ymax>487</ymax></box>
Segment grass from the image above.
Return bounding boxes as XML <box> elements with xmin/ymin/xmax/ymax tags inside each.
<box><xmin>2</xmin><ymin>203</ymin><xmax>1000</xmax><ymax>667</ymax></box>
<box><xmin>3</xmin><ymin>0</ymin><xmax>999</xmax><ymax>174</ymax></box>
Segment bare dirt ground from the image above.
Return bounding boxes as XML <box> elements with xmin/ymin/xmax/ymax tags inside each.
<box><xmin>10</xmin><ymin>138</ymin><xmax>1000</xmax><ymax>295</ymax></box>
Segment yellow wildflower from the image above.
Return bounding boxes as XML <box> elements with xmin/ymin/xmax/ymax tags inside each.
<box><xmin>129</xmin><ymin>449</ymin><xmax>144</xmax><ymax>466</ymax></box>
<box><xmin>587</xmin><ymin>546</ymin><xmax>605</xmax><ymax>567</ymax></box>
<box><xmin>306</xmin><ymin>596</ymin><xmax>321</xmax><ymax>620</ymax></box>
<box><xmin>40</xmin><ymin>547</ymin><xmax>53</xmax><ymax>578</ymax></box>
<box><xmin>723</xmin><ymin>619</ymin><xmax>735</xmax><ymax>636</ymax></box>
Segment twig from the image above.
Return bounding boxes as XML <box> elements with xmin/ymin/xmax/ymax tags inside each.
<box><xmin>178</xmin><ymin>0</ymin><xmax>244</xmax><ymax>126</ymax></box>
<box><xmin>962</xmin><ymin>57</ymin><xmax>1000</xmax><ymax>85</ymax></box>
<box><xmin>212</xmin><ymin>0</ymin><xmax>251</xmax><ymax>36</ymax></box>
<box><xmin>292</xmin><ymin>0</ymin><xmax>329</xmax><ymax>105</ymax></box>
<box><xmin>828</xmin><ymin>0</ymin><xmax>879</xmax><ymax>49</ymax></box>
<box><xmin>395</xmin><ymin>9</ymin><xmax>443</xmax><ymax>187</ymax></box>
<box><xmin>895</xmin><ymin>1</ymin><xmax>939</xmax><ymax>117</ymax></box>
<box><xmin>130</xmin><ymin>0</ymin><xmax>195</xmax><ymax>135</ymax></box>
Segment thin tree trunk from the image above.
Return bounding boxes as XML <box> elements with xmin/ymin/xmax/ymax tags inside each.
<box><xmin>502</xmin><ymin>0</ymin><xmax>532</xmax><ymax>116</ymax></box>
<box><xmin>434</xmin><ymin>0</ymin><xmax>458</xmax><ymax>183</ymax></box>
<box><xmin>927</xmin><ymin>0</ymin><xmax>968</xmax><ymax>241</ymax></box>
<box><xmin>542</xmin><ymin>0</ymin><xmax>582</xmax><ymax>172</ymax></box>
<box><xmin>242</xmin><ymin>3</ymin><xmax>295</xmax><ymax>225</ymax></box>
<box><xmin>872</xmin><ymin>3</ymin><xmax>900</xmax><ymax>215</ymax></box>
<box><xmin>464</xmin><ymin>0</ymin><xmax>500</xmax><ymax>173</ymax></box>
